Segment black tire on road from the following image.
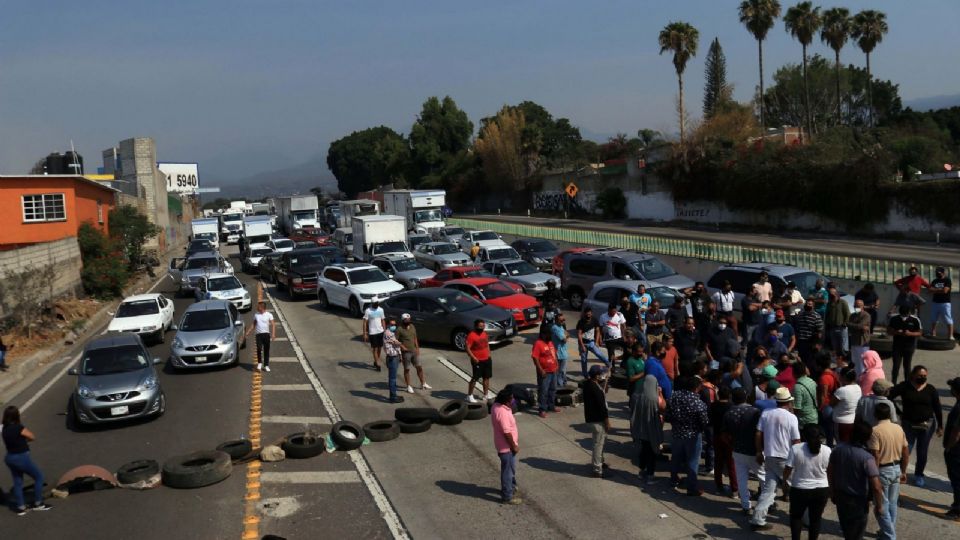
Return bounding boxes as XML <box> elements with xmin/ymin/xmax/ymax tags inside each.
<box><xmin>362</xmin><ymin>421</ymin><xmax>400</xmax><ymax>442</ymax></box>
<box><xmin>116</xmin><ymin>460</ymin><xmax>160</xmax><ymax>485</ymax></box>
<box><xmin>349</xmin><ymin>298</ymin><xmax>362</xmax><ymax>318</ymax></box>
<box><xmin>436</xmin><ymin>400</ymin><xmax>469</xmax><ymax>426</ymax></box>
<box><xmin>394</xmin><ymin>407</ymin><xmax>440</xmax><ymax>424</ymax></box>
<box><xmin>331</xmin><ymin>420</ymin><xmax>365</xmax><ymax>450</ymax></box>
<box><xmin>216</xmin><ymin>439</ymin><xmax>253</xmax><ymax>460</ymax></box>
<box><xmin>397</xmin><ymin>418</ymin><xmax>432</xmax><ymax>434</ymax></box>
<box><xmin>162</xmin><ymin>451</ymin><xmax>232</xmax><ymax>489</ymax></box>
<box><xmin>281</xmin><ymin>432</ymin><xmax>326</xmax><ymax>459</ymax></box>
<box><xmin>609</xmin><ymin>367</ymin><xmax>629</xmax><ymax>390</ymax></box>
<box><xmin>465</xmin><ymin>402</ymin><xmax>489</xmax><ymax>420</ymax></box>
<box><xmin>870</xmin><ymin>335</ymin><xmax>894</xmax><ymax>356</ymax></box>
<box><xmin>317</xmin><ymin>290</ymin><xmax>329</xmax><ymax>309</ymax></box>
<box><xmin>918</xmin><ymin>336</ymin><xmax>956</xmax><ymax>351</ymax></box>
<box><xmin>555</xmin><ymin>388</ymin><xmax>576</xmax><ymax>407</ymax></box>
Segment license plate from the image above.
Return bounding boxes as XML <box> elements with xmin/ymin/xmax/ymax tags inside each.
<box><xmin>526</xmin><ymin>312</ymin><xmax>537</xmax><ymax>319</ymax></box>
<box><xmin>195</xmin><ymin>356</ymin><xmax>208</xmax><ymax>363</ymax></box>
<box><xmin>505</xmin><ymin>327</ymin><xmax>514</xmax><ymax>336</ymax></box>
<box><xmin>110</xmin><ymin>406</ymin><xmax>129</xmax><ymax>416</ymax></box>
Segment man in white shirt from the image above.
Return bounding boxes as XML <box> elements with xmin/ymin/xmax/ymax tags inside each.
<box><xmin>750</xmin><ymin>387</ymin><xmax>801</xmax><ymax>531</ymax></box>
<box><xmin>780</xmin><ymin>281</ymin><xmax>805</xmax><ymax>317</ymax></box>
<box><xmin>754</xmin><ymin>271</ymin><xmax>774</xmax><ymax>303</ymax></box>
<box><xmin>244</xmin><ymin>301</ymin><xmax>275</xmax><ymax>372</ymax></box>
<box><xmin>598</xmin><ymin>303</ymin><xmax>626</xmax><ymax>364</ymax></box>
<box><xmin>362</xmin><ymin>300</ymin><xmax>386</xmax><ymax>372</ymax></box>
<box><xmin>712</xmin><ymin>280</ymin><xmax>738</xmax><ymax>336</ymax></box>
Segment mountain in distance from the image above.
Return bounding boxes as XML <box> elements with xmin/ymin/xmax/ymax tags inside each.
<box><xmin>205</xmin><ymin>154</ymin><xmax>338</xmax><ymax>200</ymax></box>
<box><xmin>904</xmin><ymin>93</ymin><xmax>960</xmax><ymax>111</ymax></box>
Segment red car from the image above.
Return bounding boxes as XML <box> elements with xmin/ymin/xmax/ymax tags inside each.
<box><xmin>442</xmin><ymin>278</ymin><xmax>542</xmax><ymax>327</ymax></box>
<box><xmin>289</xmin><ymin>228</ymin><xmax>331</xmax><ymax>247</ymax></box>
<box><xmin>552</xmin><ymin>247</ymin><xmax>596</xmax><ymax>275</ymax></box>
<box><xmin>421</xmin><ymin>265</ymin><xmax>517</xmax><ymax>291</ymax></box>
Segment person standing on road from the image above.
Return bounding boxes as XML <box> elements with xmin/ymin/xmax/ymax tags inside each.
<box><xmin>858</xmin><ymin>350</ymin><xmax>886</xmax><ymax>397</ymax></box>
<box><xmin>780</xmin><ymin>281</ymin><xmax>805</xmax><ymax>317</ymax></box>
<box><xmin>724</xmin><ymin>388</ymin><xmax>764</xmax><ymax>514</ymax></box>
<box><xmin>855</xmin><ymin>283</ymin><xmax>881</xmax><ymax>333</ymax></box>
<box><xmin>833</xmin><ymin>368</ymin><xmax>862</xmax><ymax>444</ymax></box>
<box><xmin>749</xmin><ymin>387</ymin><xmax>801</xmax><ymax>532</ymax></box>
<box><xmin>644</xmin><ymin>300</ymin><xmax>667</xmax><ymax>346</ymax></box>
<box><xmin>847</xmin><ymin>299</ymin><xmax>872</xmax><ymax>376</ymax></box>
<box><xmin>867</xmin><ymin>402</ymin><xmax>909</xmax><ymax>540</ymax></box>
<box><xmin>490</xmin><ymin>386</ymin><xmax>521</xmax><ymax>505</ymax></box>
<box><xmin>583</xmin><ymin>365</ymin><xmax>610</xmax><ymax>478</ymax></box>
<box><xmin>244</xmin><ymin>302</ymin><xmax>275</xmax><ymax>372</ymax></box>
<box><xmin>383</xmin><ymin>318</ymin><xmax>404</xmax><ymax>404</ymax></box>
<box><xmin>825</xmin><ymin>287</ymin><xmax>851</xmax><ymax>359</ymax></box>
<box><xmin>667</xmin><ymin>375</ymin><xmax>709</xmax><ymax>496</ymax></box>
<box><xmin>795</xmin><ymin>299</ymin><xmax>824</xmax><ymax>370</ymax></box>
<box><xmin>813</xmin><ymin>279</ymin><xmax>829</xmax><ymax>319</ymax></box>
<box><xmin>741</xmin><ymin>287</ymin><xmax>762</xmax><ymax>348</ymax></box>
<box><xmin>894</xmin><ymin>266</ymin><xmax>929</xmax><ymax>296</ymax></box>
<box><xmin>855</xmin><ymin>379</ymin><xmax>899</xmax><ymax>427</ymax></box>
<box><xmin>551</xmin><ymin>313</ymin><xmax>570</xmax><ymax>387</ymax></box>
<box><xmin>599</xmin><ymin>303</ymin><xmax>626</xmax><ymax>364</ymax></box>
<box><xmin>887</xmin><ymin>305</ymin><xmax>922</xmax><ymax>385</ymax></box>
<box><xmin>465</xmin><ymin>320</ymin><xmax>492</xmax><ymax>404</ymax></box>
<box><xmin>816</xmin><ymin>353</ymin><xmax>840</xmax><ymax>446</ymax></box>
<box><xmin>0</xmin><ymin>335</ymin><xmax>9</xmax><ymax>371</ymax></box>
<box><xmin>469</xmin><ymin>242</ymin><xmax>481</xmax><ymax>261</ymax></box>
<box><xmin>397</xmin><ymin>314</ymin><xmax>431</xmax><ymax>394</ymax></box>
<box><xmin>576</xmin><ymin>308</ymin><xmax>608</xmax><ymax>378</ymax></box>
<box><xmin>888</xmin><ymin>365</ymin><xmax>943</xmax><ymax>488</ymax></box>
<box><xmin>927</xmin><ymin>267</ymin><xmax>953</xmax><ymax>339</ymax></box>
<box><xmin>783</xmin><ymin>424</ymin><xmax>831</xmax><ymax>540</ymax></box>
<box><xmin>532</xmin><ymin>330</ymin><xmax>559</xmax><ymax>419</ymax></box>
<box><xmin>675</xmin><ymin>316</ymin><xmax>700</xmax><ymax>368</ymax></box>
<box><xmin>2</xmin><ymin>405</ymin><xmax>52</xmax><ymax>515</ymax></box>
<box><xmin>713</xmin><ymin>281</ymin><xmax>738</xmax><ymax>336</ymax></box>
<box><xmin>754</xmin><ymin>271</ymin><xmax>773</xmax><ymax>302</ymax></box>
<box><xmin>792</xmin><ymin>362</ymin><xmax>819</xmax><ymax>429</ymax></box>
<box><xmin>942</xmin><ymin>377</ymin><xmax>960</xmax><ymax>519</ymax></box>
<box><xmin>362</xmin><ymin>300</ymin><xmax>386</xmax><ymax>372</ymax></box>
<box><xmin>827</xmin><ymin>421</ymin><xmax>884</xmax><ymax>540</ymax></box>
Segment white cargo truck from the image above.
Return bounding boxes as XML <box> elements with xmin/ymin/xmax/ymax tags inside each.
<box><xmin>352</xmin><ymin>215</ymin><xmax>408</xmax><ymax>262</ymax></box>
<box><xmin>191</xmin><ymin>218</ymin><xmax>220</xmax><ymax>249</ymax></box>
<box><xmin>242</xmin><ymin>216</ymin><xmax>273</xmax><ymax>250</ymax></box>
<box><xmin>382</xmin><ymin>190</ymin><xmax>446</xmax><ymax>235</ymax></box>
<box><xmin>230</xmin><ymin>200</ymin><xmax>247</xmax><ymax>212</ymax></box>
<box><xmin>337</xmin><ymin>199</ymin><xmax>379</xmax><ymax>229</ymax></box>
<box><xmin>277</xmin><ymin>195</ymin><xmax>320</xmax><ymax>234</ymax></box>
<box><xmin>220</xmin><ymin>210</ymin><xmax>244</xmax><ymax>243</ymax></box>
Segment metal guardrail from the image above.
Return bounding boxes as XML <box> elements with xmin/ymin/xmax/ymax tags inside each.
<box><xmin>450</xmin><ymin>217</ymin><xmax>958</xmax><ymax>284</ymax></box>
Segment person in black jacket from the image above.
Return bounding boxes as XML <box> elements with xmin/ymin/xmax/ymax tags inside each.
<box><xmin>583</xmin><ymin>365</ymin><xmax>610</xmax><ymax>478</ymax></box>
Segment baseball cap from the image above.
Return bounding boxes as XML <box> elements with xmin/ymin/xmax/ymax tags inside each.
<box><xmin>774</xmin><ymin>387</ymin><xmax>794</xmax><ymax>403</ymax></box>
<box><xmin>775</xmin><ymin>309</ymin><xmax>785</xmax><ymax>318</ymax></box>
<box><xmin>762</xmin><ymin>365</ymin><xmax>779</xmax><ymax>379</ymax></box>
<box><xmin>588</xmin><ymin>365</ymin><xmax>608</xmax><ymax>378</ymax></box>
<box><xmin>401</xmin><ymin>313</ymin><xmax>411</xmax><ymax>321</ymax></box>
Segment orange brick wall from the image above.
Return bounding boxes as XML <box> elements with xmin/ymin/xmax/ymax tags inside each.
<box><xmin>0</xmin><ymin>177</ymin><xmax>114</xmax><ymax>247</ymax></box>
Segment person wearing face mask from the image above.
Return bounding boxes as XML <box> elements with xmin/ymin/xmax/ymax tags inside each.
<box><xmin>644</xmin><ymin>300</ymin><xmax>666</xmax><ymax>345</ymax></box>
<box><xmin>889</xmin><ymin>365</ymin><xmax>943</xmax><ymax>488</ymax></box>
<box><xmin>465</xmin><ymin>319</ymin><xmax>492</xmax><ymax>404</ymax></box>
<box><xmin>794</xmin><ymin>298</ymin><xmax>824</xmax><ymax>371</ymax></box>
<box><xmin>382</xmin><ymin>318</ymin><xmax>404</xmax><ymax>404</ymax></box>
<box><xmin>887</xmin><ymin>304</ymin><xmax>922</xmax><ymax>384</ymax></box>
<box><xmin>583</xmin><ymin>365</ymin><xmax>611</xmax><ymax>478</ymax></box>
<box><xmin>712</xmin><ymin>280</ymin><xmax>739</xmax><ymax>336</ymax></box>
<box><xmin>576</xmin><ymin>308</ymin><xmax>608</xmax><ymax>378</ymax></box>
<box><xmin>705</xmin><ymin>315</ymin><xmax>738</xmax><ymax>364</ymax></box>
<box><xmin>551</xmin><ymin>313</ymin><xmax>570</xmax><ymax>387</ymax></box>
<box><xmin>764</xmin><ymin>326</ymin><xmax>788</xmax><ymax>361</ymax></box>
<box><xmin>490</xmin><ymin>386</ymin><xmax>521</xmax><ymax>504</ymax></box>
<box><xmin>362</xmin><ymin>299</ymin><xmax>386</xmax><ymax>372</ymax></box>
<box><xmin>825</xmin><ymin>287</ymin><xmax>851</xmax><ymax>360</ymax></box>
<box><xmin>675</xmin><ymin>316</ymin><xmax>700</xmax><ymax>367</ymax></box>
<box><xmin>926</xmin><ymin>267</ymin><xmax>953</xmax><ymax>339</ymax></box>
<box><xmin>773</xmin><ymin>309</ymin><xmax>796</xmax><ymax>352</ymax></box>
<box><xmin>847</xmin><ymin>299</ymin><xmax>872</xmax><ymax>376</ymax></box>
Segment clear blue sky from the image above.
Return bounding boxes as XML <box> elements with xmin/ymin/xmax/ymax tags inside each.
<box><xmin>2</xmin><ymin>0</ymin><xmax>957</xmax><ymax>181</ymax></box>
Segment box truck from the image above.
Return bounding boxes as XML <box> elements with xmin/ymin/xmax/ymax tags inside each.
<box><xmin>220</xmin><ymin>210</ymin><xmax>244</xmax><ymax>242</ymax></box>
<box><xmin>382</xmin><ymin>190</ymin><xmax>446</xmax><ymax>235</ymax></box>
<box><xmin>277</xmin><ymin>195</ymin><xmax>320</xmax><ymax>234</ymax></box>
<box><xmin>352</xmin><ymin>215</ymin><xmax>408</xmax><ymax>262</ymax></box>
<box><xmin>337</xmin><ymin>199</ymin><xmax>380</xmax><ymax>229</ymax></box>
<box><xmin>191</xmin><ymin>218</ymin><xmax>220</xmax><ymax>249</ymax></box>
<box><xmin>242</xmin><ymin>216</ymin><xmax>273</xmax><ymax>250</ymax></box>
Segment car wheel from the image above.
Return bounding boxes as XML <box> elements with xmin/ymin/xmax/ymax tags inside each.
<box><xmin>156</xmin><ymin>393</ymin><xmax>166</xmax><ymax>417</ymax></box>
<box><xmin>568</xmin><ymin>288</ymin><xmax>584</xmax><ymax>310</ymax></box>
<box><xmin>451</xmin><ymin>328</ymin><xmax>469</xmax><ymax>351</ymax></box>
<box><xmin>155</xmin><ymin>329</ymin><xmax>165</xmax><ymax>345</ymax></box>
<box><xmin>162</xmin><ymin>451</ymin><xmax>232</xmax><ymax>489</ymax></box>
<box><xmin>318</xmin><ymin>290</ymin><xmax>330</xmax><ymax>309</ymax></box>
<box><xmin>348</xmin><ymin>297</ymin><xmax>362</xmax><ymax>318</ymax></box>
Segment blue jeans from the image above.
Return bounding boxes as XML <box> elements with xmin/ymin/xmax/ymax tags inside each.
<box><xmin>386</xmin><ymin>355</ymin><xmax>399</xmax><ymax>399</ymax></box>
<box><xmin>498</xmin><ymin>451</ymin><xmax>517</xmax><ymax>502</ymax></box>
<box><xmin>0</xmin><ymin>349</ymin><xmax>6</xmax><ymax>368</ymax></box>
<box><xmin>829</xmin><ymin>327</ymin><xmax>849</xmax><ymax>355</ymax></box>
<box><xmin>5</xmin><ymin>451</ymin><xmax>44</xmax><ymax>509</ymax></box>
<box><xmin>537</xmin><ymin>371</ymin><xmax>558</xmax><ymax>412</ymax></box>
<box><xmin>906</xmin><ymin>421</ymin><xmax>936</xmax><ymax>477</ymax></box>
<box><xmin>670</xmin><ymin>435</ymin><xmax>702</xmax><ymax>494</ymax></box>
<box><xmin>579</xmin><ymin>341</ymin><xmax>609</xmax><ymax>377</ymax></box>
<box><xmin>877</xmin><ymin>465</ymin><xmax>901</xmax><ymax>540</ymax></box>
<box><xmin>820</xmin><ymin>406</ymin><xmax>836</xmax><ymax>446</ymax></box>
<box><xmin>751</xmin><ymin>456</ymin><xmax>787</xmax><ymax>526</ymax></box>
<box><xmin>557</xmin><ymin>357</ymin><xmax>569</xmax><ymax>387</ymax></box>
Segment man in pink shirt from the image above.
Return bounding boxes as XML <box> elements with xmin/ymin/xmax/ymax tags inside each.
<box><xmin>491</xmin><ymin>386</ymin><xmax>521</xmax><ymax>504</ymax></box>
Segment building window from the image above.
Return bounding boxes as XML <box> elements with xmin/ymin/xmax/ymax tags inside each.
<box><xmin>22</xmin><ymin>193</ymin><xmax>67</xmax><ymax>223</ymax></box>
<box><xmin>97</xmin><ymin>199</ymin><xmax>104</xmax><ymax>224</ymax></box>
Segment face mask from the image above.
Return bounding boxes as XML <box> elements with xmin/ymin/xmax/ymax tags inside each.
<box><xmin>805</xmin><ymin>305</ymin><xmax>814</xmax><ymax>312</ymax></box>
<box><xmin>761</xmin><ymin>309</ymin><xmax>770</xmax><ymax>315</ymax></box>
<box><xmin>915</xmin><ymin>376</ymin><xmax>927</xmax><ymax>384</ymax></box>
<box><xmin>388</xmin><ymin>325</ymin><xmax>397</xmax><ymax>332</ymax></box>
<box><xmin>853</xmin><ymin>308</ymin><xmax>861</xmax><ymax>314</ymax></box>
<box><xmin>718</xmin><ymin>323</ymin><xmax>727</xmax><ymax>330</ymax></box>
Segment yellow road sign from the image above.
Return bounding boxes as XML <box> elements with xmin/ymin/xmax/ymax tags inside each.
<box><xmin>565</xmin><ymin>183</ymin><xmax>578</xmax><ymax>198</ymax></box>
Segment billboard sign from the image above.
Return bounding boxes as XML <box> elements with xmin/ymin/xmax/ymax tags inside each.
<box><xmin>158</xmin><ymin>162</ymin><xmax>199</xmax><ymax>194</ymax></box>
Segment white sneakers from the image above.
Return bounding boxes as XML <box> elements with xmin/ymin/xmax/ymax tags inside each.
<box><xmin>421</xmin><ymin>382</ymin><xmax>432</xmax><ymax>390</ymax></box>
<box><xmin>466</xmin><ymin>395</ymin><xmax>479</xmax><ymax>404</ymax></box>
<box><xmin>265</xmin><ymin>366</ymin><xmax>271</xmax><ymax>372</ymax></box>
<box><xmin>256</xmin><ymin>362</ymin><xmax>262</xmax><ymax>371</ymax></box>
<box><xmin>406</xmin><ymin>385</ymin><xmax>415</xmax><ymax>394</ymax></box>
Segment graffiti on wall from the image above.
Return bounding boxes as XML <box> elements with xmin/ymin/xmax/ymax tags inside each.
<box><xmin>533</xmin><ymin>191</ymin><xmax>590</xmax><ymax>213</ymax></box>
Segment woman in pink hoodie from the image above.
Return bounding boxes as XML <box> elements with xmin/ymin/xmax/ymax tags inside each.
<box><xmin>858</xmin><ymin>350</ymin><xmax>886</xmax><ymax>396</ymax></box>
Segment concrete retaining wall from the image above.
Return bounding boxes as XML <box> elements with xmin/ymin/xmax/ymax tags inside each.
<box><xmin>0</xmin><ymin>237</ymin><xmax>82</xmax><ymax>318</ymax></box>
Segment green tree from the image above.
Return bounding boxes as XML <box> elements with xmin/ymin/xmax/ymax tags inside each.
<box><xmin>703</xmin><ymin>38</ymin><xmax>732</xmax><ymax>118</ymax></box>
<box><xmin>109</xmin><ymin>206</ymin><xmax>162</xmax><ymax>271</ymax></box>
<box><xmin>820</xmin><ymin>7</ymin><xmax>851</xmax><ymax>125</ymax></box>
<box><xmin>658</xmin><ymin>21</ymin><xmax>700</xmax><ymax>144</ymax></box>
<box><xmin>326</xmin><ymin>126</ymin><xmax>409</xmax><ymax>196</ymax></box>
<box><xmin>738</xmin><ymin>0</ymin><xmax>782</xmax><ymax>131</ymax></box>
<box><xmin>474</xmin><ymin>107</ymin><xmax>528</xmax><ymax>205</ymax></box>
<box><xmin>202</xmin><ymin>197</ymin><xmax>230</xmax><ymax>210</ymax></box>
<box><xmin>784</xmin><ymin>1</ymin><xmax>822</xmax><ymax>141</ymax></box>
<box><xmin>409</xmin><ymin>96</ymin><xmax>474</xmax><ymax>187</ymax></box>
<box><xmin>637</xmin><ymin>129</ymin><xmax>665</xmax><ymax>150</ymax></box>
<box><xmin>479</xmin><ymin>101</ymin><xmax>584</xmax><ymax>172</ymax></box>
<box><xmin>851</xmin><ymin>10</ymin><xmax>889</xmax><ymax>127</ymax></box>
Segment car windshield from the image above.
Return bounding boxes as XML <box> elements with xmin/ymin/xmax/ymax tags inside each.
<box><xmin>503</xmin><ymin>261</ymin><xmax>537</xmax><ymax>276</ymax></box>
<box><xmin>188</xmin><ymin>241</ymin><xmax>210</xmax><ymax>250</ymax></box>
<box><xmin>414</xmin><ymin>209</ymin><xmax>442</xmax><ymax>223</ymax></box>
<box><xmin>408</xmin><ymin>236</ymin><xmax>430</xmax><ymax>249</ymax></box>
<box><xmin>247</xmin><ymin>234</ymin><xmax>271</xmax><ymax>244</ymax></box>
<box><xmin>435</xmin><ymin>292</ymin><xmax>483</xmax><ymax>312</ymax></box>
<box><xmin>527</xmin><ymin>240</ymin><xmax>556</xmax><ymax>252</ymax></box>
<box><xmin>649</xmin><ymin>286</ymin><xmax>680</xmax><ymax>306</ymax></box>
<box><xmin>372</xmin><ymin>241</ymin><xmax>407</xmax><ymax>255</ymax></box>
<box><xmin>116</xmin><ymin>300</ymin><xmax>159</xmax><ymax>317</ymax></box>
<box><xmin>785</xmin><ymin>271</ymin><xmax>826</xmax><ymax>297</ymax></box>
<box><xmin>463</xmin><ymin>268</ymin><xmax>494</xmax><ymax>278</ymax></box>
<box><xmin>273</xmin><ymin>239</ymin><xmax>294</xmax><ymax>249</ymax></box>
<box><xmin>480</xmin><ymin>282</ymin><xmax>516</xmax><ymax>300</ymax></box>
<box><xmin>180</xmin><ymin>310</ymin><xmax>230</xmax><ymax>331</ymax></box>
<box><xmin>393</xmin><ymin>259</ymin><xmax>422</xmax><ymax>272</ymax></box>
<box><xmin>207</xmin><ymin>277</ymin><xmax>242</xmax><ymax>291</ymax></box>
<box><xmin>251</xmin><ymin>248</ymin><xmax>272</xmax><ymax>257</ymax></box>
<box><xmin>631</xmin><ymin>258</ymin><xmax>677</xmax><ymax>280</ymax></box>
<box><xmin>432</xmin><ymin>244</ymin><xmax>459</xmax><ymax>255</ymax></box>
<box><xmin>289</xmin><ymin>252</ymin><xmax>327</xmax><ymax>267</ymax></box>
<box><xmin>81</xmin><ymin>345</ymin><xmax>149</xmax><ymax>375</ymax></box>
<box><xmin>186</xmin><ymin>257</ymin><xmax>218</xmax><ymax>270</ymax></box>
<box><xmin>292</xmin><ymin>210</ymin><xmax>315</xmax><ymax>219</ymax></box>
<box><xmin>349</xmin><ymin>268</ymin><xmax>390</xmax><ymax>284</ymax></box>
<box><xmin>444</xmin><ymin>228</ymin><xmax>465</xmax><ymax>236</ymax></box>
<box><xmin>222</xmin><ymin>214</ymin><xmax>243</xmax><ymax>223</ymax></box>
<box><xmin>194</xmin><ymin>232</ymin><xmax>216</xmax><ymax>242</ymax></box>
<box><xmin>488</xmin><ymin>248</ymin><xmax>517</xmax><ymax>259</ymax></box>
<box><xmin>473</xmin><ymin>231</ymin><xmax>498</xmax><ymax>241</ymax></box>
<box><xmin>294</xmin><ymin>241</ymin><xmax>317</xmax><ymax>249</ymax></box>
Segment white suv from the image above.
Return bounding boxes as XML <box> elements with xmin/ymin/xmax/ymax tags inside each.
<box><xmin>317</xmin><ymin>263</ymin><xmax>405</xmax><ymax>317</ymax></box>
<box><xmin>457</xmin><ymin>230</ymin><xmax>507</xmax><ymax>253</ymax></box>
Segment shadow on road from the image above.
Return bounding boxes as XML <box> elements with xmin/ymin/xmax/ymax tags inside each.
<box><xmin>434</xmin><ymin>480</ymin><xmax>502</xmax><ymax>503</ymax></box>
<box><xmin>349</xmin><ymin>390</ymin><xmax>391</xmax><ymax>403</ymax></box>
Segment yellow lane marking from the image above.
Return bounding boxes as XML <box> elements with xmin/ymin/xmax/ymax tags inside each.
<box><xmin>240</xmin><ymin>284</ymin><xmax>266</xmax><ymax>540</ymax></box>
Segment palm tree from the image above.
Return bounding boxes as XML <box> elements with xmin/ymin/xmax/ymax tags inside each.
<box><xmin>851</xmin><ymin>10</ymin><xmax>889</xmax><ymax>127</ymax></box>
<box><xmin>738</xmin><ymin>0</ymin><xmax>782</xmax><ymax>133</ymax></box>
<box><xmin>820</xmin><ymin>7</ymin><xmax>851</xmax><ymax>125</ymax></box>
<box><xmin>658</xmin><ymin>21</ymin><xmax>699</xmax><ymax>144</ymax></box>
<box><xmin>784</xmin><ymin>2</ymin><xmax>822</xmax><ymax>140</ymax></box>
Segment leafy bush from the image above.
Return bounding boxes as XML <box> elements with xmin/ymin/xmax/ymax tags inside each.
<box><xmin>109</xmin><ymin>205</ymin><xmax>162</xmax><ymax>270</ymax></box>
<box><xmin>596</xmin><ymin>187</ymin><xmax>627</xmax><ymax>219</ymax></box>
<box><xmin>81</xmin><ymin>256</ymin><xmax>129</xmax><ymax>299</ymax></box>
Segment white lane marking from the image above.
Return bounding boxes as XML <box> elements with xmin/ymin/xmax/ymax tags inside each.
<box><xmin>261</xmin><ymin>384</ymin><xmax>313</xmax><ymax>391</ymax></box>
<box><xmin>272</xmin><ymin>336</ymin><xmax>290</xmax><ymax>341</ymax></box>
<box><xmin>21</xmin><ymin>272</ymin><xmax>169</xmax><ymax>413</ymax></box>
<box><xmin>264</xmin><ymin>287</ymin><xmax>410</xmax><ymax>540</ymax></box>
<box><xmin>261</xmin><ymin>415</ymin><xmax>331</xmax><ymax>424</ymax></box>
<box><xmin>266</xmin><ymin>357</ymin><xmax>299</xmax><ymax>363</ymax></box>
<box><xmin>261</xmin><ymin>471</ymin><xmax>362</xmax><ymax>484</ymax></box>
<box><xmin>436</xmin><ymin>355</ymin><xmax>496</xmax><ymax>399</ymax></box>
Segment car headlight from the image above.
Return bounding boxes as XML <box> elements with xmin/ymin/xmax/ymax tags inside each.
<box><xmin>532</xmin><ymin>256</ymin><xmax>547</xmax><ymax>264</ymax></box>
<box><xmin>77</xmin><ymin>385</ymin><xmax>93</xmax><ymax>398</ymax></box>
<box><xmin>292</xmin><ymin>277</ymin><xmax>303</xmax><ymax>284</ymax></box>
<box><xmin>360</xmin><ymin>293</ymin><xmax>376</xmax><ymax>299</ymax></box>
<box><xmin>172</xmin><ymin>336</ymin><xmax>184</xmax><ymax>349</ymax></box>
<box><xmin>139</xmin><ymin>376</ymin><xmax>158</xmax><ymax>390</ymax></box>
<box><xmin>217</xmin><ymin>330</ymin><xmax>234</xmax><ymax>345</ymax></box>
<box><xmin>143</xmin><ymin>324</ymin><xmax>160</xmax><ymax>331</ymax></box>
<box><xmin>243</xmin><ymin>291</ymin><xmax>251</xmax><ymax>299</ymax></box>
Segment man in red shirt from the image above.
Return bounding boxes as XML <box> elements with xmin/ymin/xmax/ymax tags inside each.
<box><xmin>466</xmin><ymin>319</ymin><xmax>492</xmax><ymax>404</ymax></box>
<box><xmin>816</xmin><ymin>352</ymin><xmax>840</xmax><ymax>446</ymax></box>
<box><xmin>894</xmin><ymin>266</ymin><xmax>929</xmax><ymax>295</ymax></box>
<box><xmin>531</xmin><ymin>330</ymin><xmax>559</xmax><ymax>418</ymax></box>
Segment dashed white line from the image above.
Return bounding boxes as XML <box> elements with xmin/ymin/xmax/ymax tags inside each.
<box><xmin>265</xmin><ymin>357</ymin><xmax>299</xmax><ymax>363</ymax></box>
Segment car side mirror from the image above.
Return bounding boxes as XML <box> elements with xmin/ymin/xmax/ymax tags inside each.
<box><xmin>338</xmin><ymin>281</ymin><xmax>347</xmax><ymax>286</ymax></box>
<box><xmin>234</xmin><ymin>320</ymin><xmax>243</xmax><ymax>327</ymax></box>
<box><xmin>152</xmin><ymin>357</ymin><xmax>162</xmax><ymax>365</ymax></box>
<box><xmin>170</xmin><ymin>324</ymin><xmax>178</xmax><ymax>331</ymax></box>
<box><xmin>68</xmin><ymin>367</ymin><xmax>78</xmax><ymax>376</ymax></box>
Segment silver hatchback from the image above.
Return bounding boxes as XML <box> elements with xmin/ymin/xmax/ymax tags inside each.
<box><xmin>169</xmin><ymin>300</ymin><xmax>246</xmax><ymax>369</ymax></box>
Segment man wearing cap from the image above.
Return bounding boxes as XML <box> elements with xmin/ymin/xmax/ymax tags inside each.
<box><xmin>847</xmin><ymin>298</ymin><xmax>873</xmax><ymax>376</ymax></box>
<box><xmin>583</xmin><ymin>365</ymin><xmax>610</xmax><ymax>478</ymax></box>
<box><xmin>397</xmin><ymin>313</ymin><xmax>431</xmax><ymax>394</ymax></box>
<box><xmin>749</xmin><ymin>386</ymin><xmax>801</xmax><ymax>531</ymax></box>
<box><xmin>927</xmin><ymin>267</ymin><xmax>953</xmax><ymax>339</ymax></box>
<box><xmin>943</xmin><ymin>377</ymin><xmax>960</xmax><ymax>519</ymax></box>
<box><xmin>780</xmin><ymin>281</ymin><xmax>805</xmax><ymax>317</ymax></box>
<box><xmin>856</xmin><ymin>379</ymin><xmax>899</xmax><ymax>426</ymax></box>
<box><xmin>868</xmin><ymin>402</ymin><xmax>909</xmax><ymax>540</ymax></box>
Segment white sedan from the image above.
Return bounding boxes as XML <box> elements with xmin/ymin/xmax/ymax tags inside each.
<box><xmin>107</xmin><ymin>293</ymin><xmax>175</xmax><ymax>345</ymax></box>
<box><xmin>266</xmin><ymin>238</ymin><xmax>295</xmax><ymax>253</ymax></box>
<box><xmin>194</xmin><ymin>273</ymin><xmax>253</xmax><ymax>311</ymax></box>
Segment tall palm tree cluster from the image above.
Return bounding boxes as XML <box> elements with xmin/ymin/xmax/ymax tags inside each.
<box><xmin>659</xmin><ymin>3</ymin><xmax>888</xmax><ymax>144</ymax></box>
